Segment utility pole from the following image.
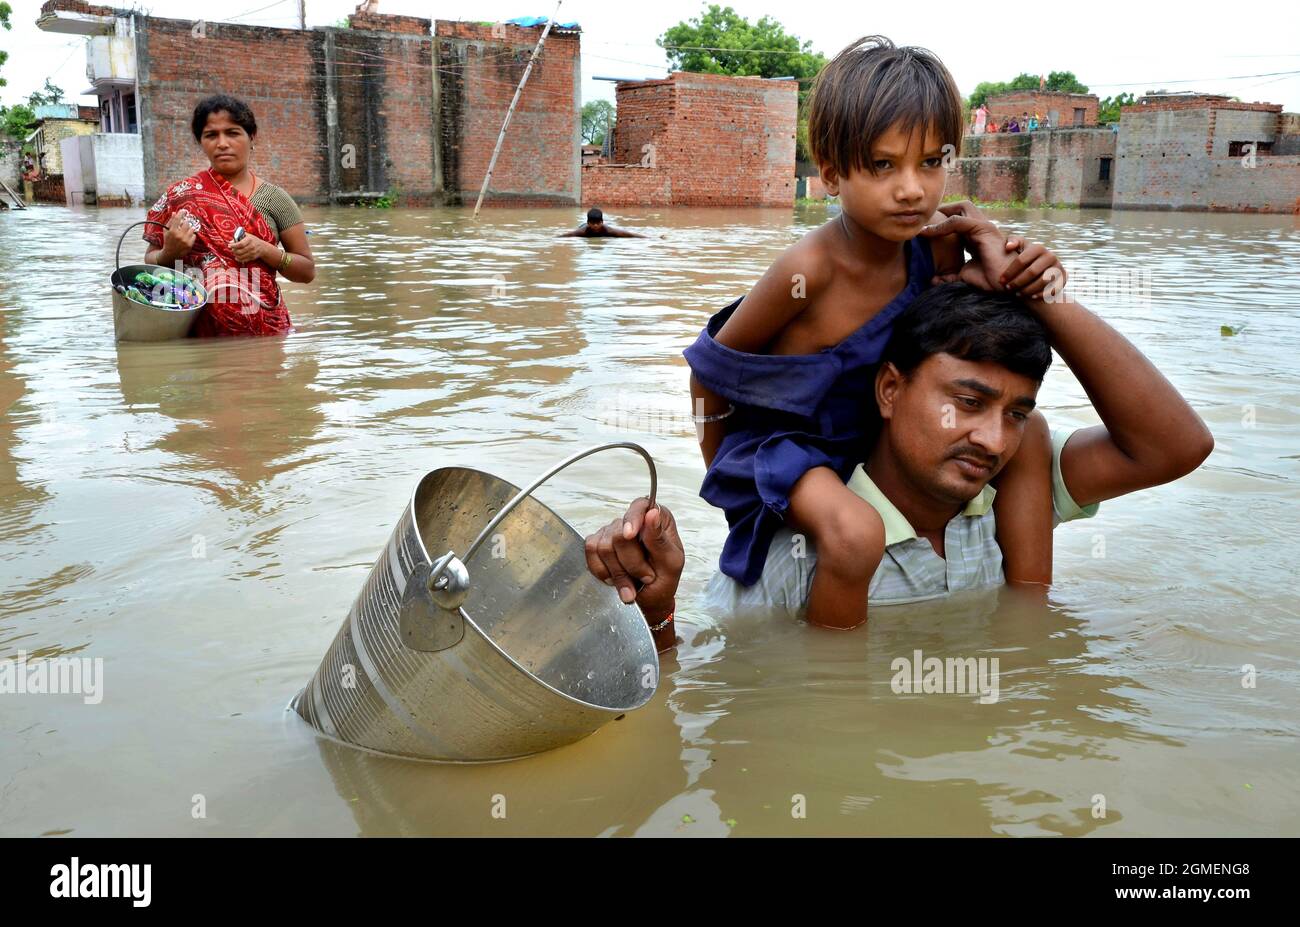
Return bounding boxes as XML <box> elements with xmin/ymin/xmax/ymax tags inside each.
<box><xmin>472</xmin><ymin>1</ymin><xmax>562</xmax><ymax>218</ymax></box>
<box><xmin>298</xmin><ymin>0</ymin><xmax>306</xmax><ymax>30</ymax></box>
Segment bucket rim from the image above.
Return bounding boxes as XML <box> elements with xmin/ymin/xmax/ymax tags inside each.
<box><xmin>112</xmin><ymin>262</ymin><xmax>209</xmax><ymax>311</ymax></box>
<box><xmin>288</xmin><ymin>692</ymin><xmax>605</xmax><ymax>765</ymax></box>
<box><xmin>406</xmin><ymin>465</ymin><xmax>659</xmax><ymax>715</ymax></box>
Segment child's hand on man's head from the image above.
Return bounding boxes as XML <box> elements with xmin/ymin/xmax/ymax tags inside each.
<box><xmin>919</xmin><ymin>204</ymin><xmax>1019</xmax><ymax>292</ymax></box>
<box><xmin>998</xmin><ymin>237</ymin><xmax>1068</xmax><ymax>302</ymax></box>
<box><xmin>919</xmin><ymin>204</ymin><xmax>1066</xmax><ymax>300</ymax></box>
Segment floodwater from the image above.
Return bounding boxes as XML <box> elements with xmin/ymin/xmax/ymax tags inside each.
<box><xmin>1</xmin><ymin>203</ymin><xmax>1297</xmax><ymax>837</ymax></box>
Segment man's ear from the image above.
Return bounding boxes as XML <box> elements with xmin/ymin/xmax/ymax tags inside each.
<box><xmin>818</xmin><ymin>163</ymin><xmax>840</xmax><ymax>198</ymax></box>
<box><xmin>875</xmin><ymin>362</ymin><xmax>903</xmax><ymax>420</ymax></box>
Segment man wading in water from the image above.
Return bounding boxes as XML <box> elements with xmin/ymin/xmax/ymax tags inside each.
<box><xmin>582</xmin><ymin>213</ymin><xmax>1214</xmax><ymax>641</ymax></box>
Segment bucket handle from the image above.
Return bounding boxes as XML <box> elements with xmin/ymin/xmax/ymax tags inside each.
<box><xmin>462</xmin><ymin>441</ymin><xmax>657</xmax><ymax>565</ymax></box>
<box><xmin>114</xmin><ymin>219</ymin><xmax>166</xmax><ymax>275</ymax></box>
<box><xmin>401</xmin><ymin>443</ymin><xmax>659</xmax><ymax>652</ymax></box>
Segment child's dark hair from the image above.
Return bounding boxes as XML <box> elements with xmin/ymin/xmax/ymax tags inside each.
<box><xmin>806</xmin><ymin>35</ymin><xmax>964</xmax><ymax>178</ymax></box>
<box><xmin>191</xmin><ymin>95</ymin><xmax>258</xmax><ymax>142</ymax></box>
<box><xmin>883</xmin><ymin>283</ymin><xmax>1053</xmax><ymax>382</ymax></box>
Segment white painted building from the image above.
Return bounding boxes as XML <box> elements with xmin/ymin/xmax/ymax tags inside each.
<box><xmin>38</xmin><ymin>5</ymin><xmax>145</xmax><ymax>206</ymax></box>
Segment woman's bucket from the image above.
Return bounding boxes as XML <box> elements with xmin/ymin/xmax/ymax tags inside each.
<box><xmin>292</xmin><ymin>443</ymin><xmax>663</xmax><ymax>763</ymax></box>
<box><xmin>111</xmin><ymin>220</ymin><xmax>207</xmax><ymax>342</ymax></box>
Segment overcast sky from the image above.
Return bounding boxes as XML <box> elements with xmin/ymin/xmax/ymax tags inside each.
<box><xmin>4</xmin><ymin>0</ymin><xmax>1297</xmax><ymax>112</ymax></box>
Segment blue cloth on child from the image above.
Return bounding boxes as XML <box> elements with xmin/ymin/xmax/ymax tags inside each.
<box><xmin>682</xmin><ymin>235</ymin><xmax>936</xmax><ymax>586</ymax></box>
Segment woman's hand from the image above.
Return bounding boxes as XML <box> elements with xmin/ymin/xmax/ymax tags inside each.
<box><xmin>160</xmin><ymin>209</ymin><xmax>197</xmax><ymax>262</ymax></box>
<box><xmin>229</xmin><ymin>230</ymin><xmax>271</xmax><ymax>265</ymax></box>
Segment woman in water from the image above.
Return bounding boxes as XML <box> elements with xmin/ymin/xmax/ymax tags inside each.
<box><xmin>143</xmin><ymin>94</ymin><xmax>316</xmax><ymax>337</ymax></box>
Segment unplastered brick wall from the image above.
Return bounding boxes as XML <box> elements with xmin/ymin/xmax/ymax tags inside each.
<box><xmin>610</xmin><ymin>80</ymin><xmax>674</xmax><ymax>164</ymax></box>
<box><xmin>1207</xmin><ymin>156</ymin><xmax>1300</xmax><ymax>212</ymax></box>
<box><xmin>334</xmin><ymin>13</ymin><xmax>439</xmax><ymax>203</ymax></box>
<box><xmin>945</xmin><ymin>130</ymin><xmax>1028</xmax><ymax>202</ymax></box>
<box><xmin>1026</xmin><ymin>128</ymin><xmax>1115</xmax><ymax>207</ymax></box>
<box><xmin>667</xmin><ymin>73</ymin><xmax>796</xmax><ymax>206</ymax></box>
<box><xmin>436</xmin><ymin>20</ymin><xmax>581</xmax><ymax>206</ymax></box>
<box><xmin>1113</xmin><ymin>105</ymin><xmax>1212</xmax><ymax>209</ymax></box>
<box><xmin>942</xmin><ymin>156</ymin><xmax>1028</xmax><ymax>203</ymax></box>
<box><xmin>588</xmin><ymin>71</ymin><xmax>796</xmax><ymax>207</ymax></box>
<box><xmin>138</xmin><ymin>17</ymin><xmax>328</xmax><ymax>203</ymax></box>
<box><xmin>581</xmin><ymin>163</ymin><xmax>673</xmax><ymax>206</ymax></box>
<box><xmin>988</xmin><ymin>92</ymin><xmax>1098</xmax><ymax>127</ymax></box>
<box><xmin>38</xmin><ymin>0</ymin><xmax>114</xmax><ymax>16</ymax></box>
<box><xmin>959</xmin><ymin>133</ymin><xmax>1031</xmax><ymax>158</ymax></box>
<box><xmin>348</xmin><ymin>11</ymin><xmax>428</xmax><ymax>36</ymax></box>
<box><xmin>1114</xmin><ymin>100</ymin><xmax>1299</xmax><ymax>211</ymax></box>
<box><xmin>136</xmin><ymin>12</ymin><xmax>440</xmax><ymax>205</ymax></box>
<box><xmin>1208</xmin><ymin>107</ymin><xmax>1281</xmax><ymax>157</ymax></box>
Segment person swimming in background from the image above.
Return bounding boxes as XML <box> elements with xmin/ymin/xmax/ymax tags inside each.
<box><xmin>684</xmin><ymin>35</ymin><xmax>1064</xmax><ymax>631</ymax></box>
<box><xmin>559</xmin><ymin>207</ymin><xmax>647</xmax><ymax>238</ymax></box>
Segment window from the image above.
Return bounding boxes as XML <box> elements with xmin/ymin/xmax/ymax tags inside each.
<box><xmin>1228</xmin><ymin>140</ymin><xmax>1272</xmax><ymax>157</ymax></box>
<box><xmin>1073</xmin><ymin>107</ymin><xmax>1085</xmax><ymax>126</ymax></box>
<box><xmin>125</xmin><ymin>94</ymin><xmax>138</xmax><ymax>134</ymax></box>
<box><xmin>100</xmin><ymin>98</ymin><xmax>113</xmax><ymax>133</ymax></box>
<box><xmin>1099</xmin><ymin>157</ymin><xmax>1112</xmax><ymax>181</ymax></box>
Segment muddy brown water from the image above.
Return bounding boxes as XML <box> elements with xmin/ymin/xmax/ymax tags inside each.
<box><xmin>1</xmin><ymin>204</ymin><xmax>1297</xmax><ymax>835</ymax></box>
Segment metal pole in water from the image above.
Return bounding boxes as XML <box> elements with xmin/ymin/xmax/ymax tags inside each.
<box><xmin>471</xmin><ymin>1</ymin><xmax>561</xmax><ymax>219</ymax></box>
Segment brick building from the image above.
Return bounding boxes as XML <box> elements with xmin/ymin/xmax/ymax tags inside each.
<box><xmin>1113</xmin><ymin>95</ymin><xmax>1300</xmax><ymax>212</ymax></box>
<box><xmin>22</xmin><ymin>103</ymin><xmax>101</xmax><ymax>203</ymax></box>
<box><xmin>944</xmin><ymin>128</ymin><xmax>1116</xmax><ymax>207</ymax></box>
<box><xmin>437</xmin><ymin>20</ymin><xmax>582</xmax><ymax>206</ymax></box>
<box><xmin>36</xmin><ymin>2</ymin><xmax>581</xmax><ymax>206</ymax></box>
<box><xmin>946</xmin><ymin>91</ymin><xmax>1300</xmax><ymax>213</ymax></box>
<box><xmin>986</xmin><ymin>91</ymin><xmax>1099</xmax><ymax>128</ymax></box>
<box><xmin>26</xmin><ymin>104</ymin><xmax>101</xmax><ymax>177</ymax></box>
<box><xmin>582</xmin><ymin>71</ymin><xmax>798</xmax><ymax>207</ymax></box>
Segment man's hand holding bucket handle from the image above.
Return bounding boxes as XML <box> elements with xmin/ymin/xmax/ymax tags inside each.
<box><xmin>584</xmin><ymin>498</ymin><xmax>685</xmax><ymax>654</ymax></box>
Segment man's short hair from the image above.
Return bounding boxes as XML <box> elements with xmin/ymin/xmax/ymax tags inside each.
<box><xmin>806</xmin><ymin>35</ymin><xmax>964</xmax><ymax>179</ymax></box>
<box><xmin>586</xmin><ymin>207</ymin><xmax>604</xmax><ymax>223</ymax></box>
<box><xmin>883</xmin><ymin>282</ymin><xmax>1053</xmax><ymax>382</ymax></box>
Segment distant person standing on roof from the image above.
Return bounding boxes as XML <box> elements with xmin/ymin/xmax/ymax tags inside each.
<box><xmin>559</xmin><ymin>207</ymin><xmax>646</xmax><ymax>238</ymax></box>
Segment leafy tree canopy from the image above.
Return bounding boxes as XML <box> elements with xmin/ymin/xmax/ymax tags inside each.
<box><xmin>969</xmin><ymin>71</ymin><xmax>1089</xmax><ymax>109</ymax></box>
<box><xmin>658</xmin><ymin>5</ymin><xmax>826</xmax><ymax>160</ymax></box>
<box><xmin>0</xmin><ymin>1</ymin><xmax>14</xmax><ymax>90</ymax></box>
<box><xmin>581</xmin><ymin>99</ymin><xmax>614</xmax><ymax>146</ymax></box>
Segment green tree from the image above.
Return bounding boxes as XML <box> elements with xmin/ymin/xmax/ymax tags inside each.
<box><xmin>28</xmin><ymin>78</ymin><xmax>65</xmax><ymax>107</ymax></box>
<box><xmin>0</xmin><ymin>1</ymin><xmax>13</xmax><ymax>89</ymax></box>
<box><xmin>1</xmin><ymin>103</ymin><xmax>34</xmax><ymax>145</ymax></box>
<box><xmin>969</xmin><ymin>71</ymin><xmax>1089</xmax><ymax>109</ymax></box>
<box><xmin>582</xmin><ymin>99</ymin><xmax>615</xmax><ymax>146</ymax></box>
<box><xmin>658</xmin><ymin>4</ymin><xmax>825</xmax><ymax>160</ymax></box>
<box><xmin>1097</xmin><ymin>92</ymin><xmax>1136</xmax><ymax>124</ymax></box>
<box><xmin>3</xmin><ymin>79</ymin><xmax>66</xmax><ymax>146</ymax></box>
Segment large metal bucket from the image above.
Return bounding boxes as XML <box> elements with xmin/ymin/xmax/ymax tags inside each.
<box><xmin>293</xmin><ymin>443</ymin><xmax>662</xmax><ymax>763</ymax></box>
<box><xmin>111</xmin><ymin>220</ymin><xmax>206</xmax><ymax>342</ymax></box>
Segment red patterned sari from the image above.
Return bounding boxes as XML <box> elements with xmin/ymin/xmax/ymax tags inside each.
<box><xmin>143</xmin><ymin>169</ymin><xmax>293</xmax><ymax>337</ymax></box>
